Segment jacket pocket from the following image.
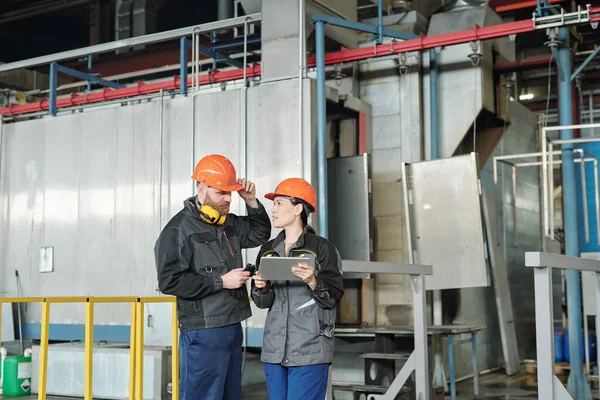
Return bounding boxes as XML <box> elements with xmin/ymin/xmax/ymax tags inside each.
<box><xmin>190</xmin><ymin>238</ymin><xmax>227</xmax><ymax>274</ymax></box>
<box><xmin>288</xmin><ymin>304</ymin><xmax>320</xmax><ymax>357</ymax></box>
<box><xmin>317</xmin><ymin>307</ymin><xmax>336</xmax><ymax>338</ymax></box>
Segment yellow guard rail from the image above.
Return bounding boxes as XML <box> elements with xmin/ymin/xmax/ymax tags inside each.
<box><xmin>0</xmin><ymin>296</ymin><xmax>179</xmax><ymax>400</ymax></box>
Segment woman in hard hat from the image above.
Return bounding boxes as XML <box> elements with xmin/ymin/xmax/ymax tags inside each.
<box><xmin>251</xmin><ymin>177</ymin><xmax>344</xmax><ymax>400</ymax></box>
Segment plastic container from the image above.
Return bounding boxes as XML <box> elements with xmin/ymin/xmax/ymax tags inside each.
<box><xmin>563</xmin><ymin>331</ymin><xmax>597</xmax><ymax>363</ymax></box>
<box><xmin>1</xmin><ymin>355</ymin><xmax>31</xmax><ymax>397</ymax></box>
<box><xmin>554</xmin><ymin>328</ymin><xmax>566</xmax><ymax>363</ymax></box>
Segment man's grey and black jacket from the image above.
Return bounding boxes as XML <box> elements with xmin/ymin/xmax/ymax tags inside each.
<box><xmin>155</xmin><ymin>197</ymin><xmax>271</xmax><ymax>331</ymax></box>
<box><xmin>251</xmin><ymin>227</ymin><xmax>344</xmax><ymax>367</ymax></box>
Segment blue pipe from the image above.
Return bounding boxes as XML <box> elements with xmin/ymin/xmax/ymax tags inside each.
<box><xmin>571</xmin><ymin>45</ymin><xmax>600</xmax><ymax>82</ymax></box>
<box><xmin>87</xmin><ymin>56</ymin><xmax>92</xmax><ymax>92</ymax></box>
<box><xmin>210</xmin><ymin>37</ymin><xmax>260</xmax><ymax>50</ymax></box>
<box><xmin>312</xmin><ymin>13</ymin><xmax>417</xmax><ymax>41</ymax></box>
<box><xmin>558</xmin><ymin>26</ymin><xmax>593</xmax><ymax>400</ymax></box>
<box><xmin>430</xmin><ymin>49</ymin><xmax>439</xmax><ymax>160</ymax></box>
<box><xmin>377</xmin><ymin>0</ymin><xmax>383</xmax><ymax>44</ymax></box>
<box><xmin>180</xmin><ymin>37</ymin><xmax>188</xmax><ymax>96</ymax></box>
<box><xmin>49</xmin><ymin>62</ymin><xmax>57</xmax><ymax>116</ymax></box>
<box><xmin>315</xmin><ymin>20</ymin><xmax>328</xmax><ymax>239</ymax></box>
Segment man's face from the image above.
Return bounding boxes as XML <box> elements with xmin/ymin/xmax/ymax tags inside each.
<box><xmin>198</xmin><ymin>184</ymin><xmax>232</xmax><ymax>215</ymax></box>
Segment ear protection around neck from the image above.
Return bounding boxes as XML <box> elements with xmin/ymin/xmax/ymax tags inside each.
<box><xmin>198</xmin><ymin>204</ymin><xmax>227</xmax><ymax>225</ymax></box>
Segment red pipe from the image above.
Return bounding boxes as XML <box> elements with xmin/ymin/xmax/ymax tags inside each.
<box><xmin>2</xmin><ymin>7</ymin><xmax>599</xmax><ymax>116</ymax></box>
<box><xmin>0</xmin><ymin>64</ymin><xmax>261</xmax><ymax>115</ymax></box>
<box><xmin>495</xmin><ymin>0</ymin><xmax>564</xmax><ymax>13</ymax></box>
<box><xmin>495</xmin><ymin>55</ymin><xmax>554</xmax><ymax>73</ymax></box>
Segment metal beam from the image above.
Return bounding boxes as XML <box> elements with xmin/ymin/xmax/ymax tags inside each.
<box><xmin>0</xmin><ymin>65</ymin><xmax>262</xmax><ymax>116</ymax></box>
<box><xmin>306</xmin><ymin>6</ymin><xmax>600</xmax><ymax>66</ymax></box>
<box><xmin>183</xmin><ymin>38</ymin><xmax>244</xmax><ymax>69</ymax></box>
<box><xmin>3</xmin><ymin>8</ymin><xmax>600</xmax><ymax>116</ymax></box>
<box><xmin>54</xmin><ymin>64</ymin><xmax>126</xmax><ymax>89</ymax></box>
<box><xmin>311</xmin><ymin>13</ymin><xmax>419</xmax><ymax>41</ymax></box>
<box><xmin>341</xmin><ymin>260</ymin><xmax>433</xmax><ymax>275</ymax></box>
<box><xmin>210</xmin><ymin>37</ymin><xmax>261</xmax><ymax>50</ymax></box>
<box><xmin>571</xmin><ymin>45</ymin><xmax>600</xmax><ymax>81</ymax></box>
<box><xmin>526</xmin><ymin>252</ymin><xmax>600</xmax><ymax>273</ymax></box>
<box><xmin>0</xmin><ymin>13</ymin><xmax>261</xmax><ymax>73</ymax></box>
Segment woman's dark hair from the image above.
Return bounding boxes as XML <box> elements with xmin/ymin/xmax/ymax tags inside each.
<box><xmin>290</xmin><ymin>198</ymin><xmax>315</xmax><ymax>233</ymax></box>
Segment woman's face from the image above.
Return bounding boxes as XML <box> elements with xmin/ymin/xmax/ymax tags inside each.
<box><xmin>272</xmin><ymin>196</ymin><xmax>302</xmax><ymax>229</ymax></box>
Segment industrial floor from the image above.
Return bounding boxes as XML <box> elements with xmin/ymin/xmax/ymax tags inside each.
<box><xmin>1</xmin><ymin>372</ymin><xmax>590</xmax><ymax>399</ymax></box>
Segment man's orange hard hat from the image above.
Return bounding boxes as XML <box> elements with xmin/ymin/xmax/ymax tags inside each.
<box><xmin>192</xmin><ymin>154</ymin><xmax>243</xmax><ymax>192</ymax></box>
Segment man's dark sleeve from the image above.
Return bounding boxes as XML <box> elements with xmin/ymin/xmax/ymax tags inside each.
<box><xmin>155</xmin><ymin>227</ymin><xmax>223</xmax><ymax>299</ymax></box>
<box><xmin>229</xmin><ymin>200</ymin><xmax>272</xmax><ymax>248</ymax></box>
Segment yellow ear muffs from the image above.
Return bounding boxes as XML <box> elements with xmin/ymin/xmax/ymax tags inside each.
<box><xmin>198</xmin><ymin>205</ymin><xmax>227</xmax><ymax>225</ymax></box>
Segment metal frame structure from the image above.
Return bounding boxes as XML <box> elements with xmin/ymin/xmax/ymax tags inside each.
<box><xmin>48</xmin><ymin>63</ymin><xmax>126</xmax><ymax>116</ymax></box>
<box><xmin>0</xmin><ymin>6</ymin><xmax>594</xmax><ymax>117</ymax></box>
<box><xmin>0</xmin><ymin>14</ymin><xmax>261</xmax><ymax>73</ymax></box>
<box><xmin>494</xmin><ymin>122</ymin><xmax>600</xmax><ymax>397</ymax></box>
<box><xmin>0</xmin><ymin>296</ymin><xmax>178</xmax><ymax>400</ymax></box>
<box><xmin>525</xmin><ymin>252</ymin><xmax>600</xmax><ymax>400</ymax></box>
<box><xmin>341</xmin><ymin>260</ymin><xmax>432</xmax><ymax>400</ymax></box>
<box><xmin>493</xmin><ymin>149</ymin><xmax>600</xmax><ymax>247</ymax></box>
<box><xmin>541</xmin><ymin>123</ymin><xmax>600</xmax><ymax>238</ymax></box>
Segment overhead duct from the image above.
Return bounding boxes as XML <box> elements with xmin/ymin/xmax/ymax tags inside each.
<box><xmin>218</xmin><ymin>0</ymin><xmax>234</xmax><ymax>20</ymax></box>
<box><xmin>260</xmin><ymin>0</ymin><xmax>358</xmax><ymax>81</ymax></box>
<box><xmin>427</xmin><ymin>3</ymin><xmax>516</xmax><ymax>166</ymax></box>
<box><xmin>115</xmin><ymin>0</ymin><xmax>159</xmax><ymax>53</ymax></box>
<box><xmin>445</xmin><ymin>0</ymin><xmax>488</xmax><ymax>11</ymax></box>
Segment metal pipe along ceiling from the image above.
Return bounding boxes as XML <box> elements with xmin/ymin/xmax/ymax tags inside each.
<box><xmin>1</xmin><ymin>6</ymin><xmax>600</xmax><ymax>117</ymax></box>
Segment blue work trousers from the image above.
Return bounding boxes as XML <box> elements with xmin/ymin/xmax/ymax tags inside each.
<box><xmin>179</xmin><ymin>322</ymin><xmax>243</xmax><ymax>400</ymax></box>
<box><xmin>264</xmin><ymin>362</ymin><xmax>330</xmax><ymax>400</ymax></box>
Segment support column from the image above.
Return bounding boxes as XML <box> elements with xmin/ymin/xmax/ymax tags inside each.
<box><xmin>315</xmin><ymin>20</ymin><xmax>328</xmax><ymax>239</ymax></box>
<box><xmin>557</xmin><ymin>26</ymin><xmax>592</xmax><ymax>400</ymax></box>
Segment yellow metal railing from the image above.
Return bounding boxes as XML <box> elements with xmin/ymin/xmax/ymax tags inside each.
<box><xmin>0</xmin><ymin>296</ymin><xmax>179</xmax><ymax>400</ymax></box>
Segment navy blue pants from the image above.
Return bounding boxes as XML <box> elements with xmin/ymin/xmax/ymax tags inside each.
<box><xmin>264</xmin><ymin>362</ymin><xmax>330</xmax><ymax>400</ymax></box>
<box><xmin>179</xmin><ymin>323</ymin><xmax>243</xmax><ymax>400</ymax></box>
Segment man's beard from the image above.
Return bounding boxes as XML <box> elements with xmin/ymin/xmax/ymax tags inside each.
<box><xmin>204</xmin><ymin>194</ymin><xmax>230</xmax><ymax>216</ymax></box>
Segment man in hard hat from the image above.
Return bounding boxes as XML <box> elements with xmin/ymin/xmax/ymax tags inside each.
<box><xmin>154</xmin><ymin>154</ymin><xmax>271</xmax><ymax>400</ymax></box>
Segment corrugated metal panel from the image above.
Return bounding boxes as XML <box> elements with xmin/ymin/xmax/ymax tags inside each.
<box><xmin>0</xmin><ymin>79</ymin><xmax>318</xmax><ymax>345</ymax></box>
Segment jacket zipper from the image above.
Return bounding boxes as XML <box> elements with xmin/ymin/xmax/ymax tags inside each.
<box><xmin>223</xmin><ymin>232</ymin><xmax>234</xmax><ymax>257</ymax></box>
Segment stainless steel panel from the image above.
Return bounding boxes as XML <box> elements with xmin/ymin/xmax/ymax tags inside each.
<box><xmin>482</xmin><ymin>188</ymin><xmax>520</xmax><ymax>375</ymax></box>
<box><xmin>327</xmin><ymin>154</ymin><xmax>372</xmax><ymax>261</ymax></box>
<box><xmin>1</xmin><ymin>303</ymin><xmax>15</xmax><ymax>342</ymax></box>
<box><xmin>245</xmin><ymin>78</ymin><xmax>317</xmax><ymax>329</ymax></box>
<box><xmin>327</xmin><ymin>154</ymin><xmax>373</xmax><ymax>325</ymax></box>
<box><xmin>581</xmin><ymin>252</ymin><xmax>600</xmax><ymax>316</ymax></box>
<box><xmin>403</xmin><ymin>153</ymin><xmax>489</xmax><ymax>290</ymax></box>
<box><xmin>31</xmin><ymin>343</ymin><xmax>171</xmax><ymax>399</ymax></box>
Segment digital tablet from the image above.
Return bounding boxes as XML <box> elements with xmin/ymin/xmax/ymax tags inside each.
<box><xmin>258</xmin><ymin>257</ymin><xmax>308</xmax><ymax>281</ymax></box>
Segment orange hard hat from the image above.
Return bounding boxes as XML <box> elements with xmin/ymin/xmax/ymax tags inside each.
<box><xmin>191</xmin><ymin>154</ymin><xmax>243</xmax><ymax>192</ymax></box>
<box><xmin>265</xmin><ymin>178</ymin><xmax>317</xmax><ymax>213</ymax></box>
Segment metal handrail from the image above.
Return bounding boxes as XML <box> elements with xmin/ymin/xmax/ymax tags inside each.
<box><xmin>0</xmin><ymin>296</ymin><xmax>178</xmax><ymax>400</ymax></box>
<box><xmin>0</xmin><ymin>14</ymin><xmax>261</xmax><ymax>73</ymax></box>
<box><xmin>525</xmin><ymin>251</ymin><xmax>599</xmax><ymax>399</ymax></box>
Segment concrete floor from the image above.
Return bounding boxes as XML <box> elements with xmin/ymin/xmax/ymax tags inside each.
<box><xmin>0</xmin><ymin>371</ymin><xmax>575</xmax><ymax>399</ymax></box>
<box><xmin>0</xmin><ymin>340</ymin><xmax>594</xmax><ymax>399</ymax></box>
<box><xmin>240</xmin><ymin>371</ymin><xmax>542</xmax><ymax>399</ymax></box>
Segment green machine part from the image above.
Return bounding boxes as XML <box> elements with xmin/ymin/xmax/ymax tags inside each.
<box><xmin>2</xmin><ymin>356</ymin><xmax>32</xmax><ymax>397</ymax></box>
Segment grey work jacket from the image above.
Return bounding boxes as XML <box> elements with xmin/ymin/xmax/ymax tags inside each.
<box><xmin>251</xmin><ymin>227</ymin><xmax>344</xmax><ymax>367</ymax></box>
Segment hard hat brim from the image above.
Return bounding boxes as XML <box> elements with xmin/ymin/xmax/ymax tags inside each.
<box><xmin>264</xmin><ymin>192</ymin><xmax>316</xmax><ymax>213</ymax></box>
<box><xmin>264</xmin><ymin>192</ymin><xmax>282</xmax><ymax>201</ymax></box>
